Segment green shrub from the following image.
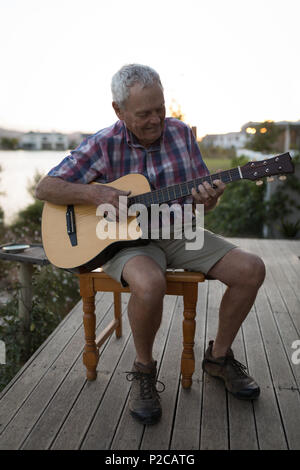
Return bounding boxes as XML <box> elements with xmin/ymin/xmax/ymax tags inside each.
<box><xmin>0</xmin><ymin>297</ymin><xmax>23</xmax><ymax>391</ymax></box>
<box><xmin>265</xmin><ymin>153</ymin><xmax>300</xmax><ymax>238</ymax></box>
<box><xmin>9</xmin><ymin>199</ymin><xmax>43</xmax><ymax>244</ymax></box>
<box><xmin>0</xmin><ymin>265</ymin><xmax>80</xmax><ymax>392</ymax></box>
<box><xmin>205</xmin><ymin>156</ymin><xmax>266</xmax><ymax>237</ymax></box>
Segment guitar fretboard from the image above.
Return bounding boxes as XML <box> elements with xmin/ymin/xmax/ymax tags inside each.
<box><xmin>128</xmin><ymin>167</ymin><xmax>242</xmax><ymax>208</ymax></box>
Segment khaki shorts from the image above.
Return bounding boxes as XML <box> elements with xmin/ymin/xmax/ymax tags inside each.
<box><xmin>101</xmin><ymin>226</ymin><xmax>237</xmax><ymax>286</ymax></box>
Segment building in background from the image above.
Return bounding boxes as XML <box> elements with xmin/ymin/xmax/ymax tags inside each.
<box><xmin>67</xmin><ymin>132</ymin><xmax>94</xmax><ymax>149</ymax></box>
<box><xmin>201</xmin><ymin>131</ymin><xmax>247</xmax><ymax>149</ymax></box>
<box><xmin>20</xmin><ymin>132</ymin><xmax>69</xmax><ymax>150</ymax></box>
<box><xmin>201</xmin><ymin>120</ymin><xmax>300</xmax><ymax>153</ymax></box>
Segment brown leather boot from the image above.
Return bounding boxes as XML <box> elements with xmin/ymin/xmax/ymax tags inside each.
<box><xmin>126</xmin><ymin>361</ymin><xmax>165</xmax><ymax>425</ymax></box>
<box><xmin>202</xmin><ymin>340</ymin><xmax>260</xmax><ymax>400</ymax></box>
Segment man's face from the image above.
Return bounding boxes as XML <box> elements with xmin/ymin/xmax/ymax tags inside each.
<box><xmin>113</xmin><ymin>82</ymin><xmax>166</xmax><ymax>147</ymax></box>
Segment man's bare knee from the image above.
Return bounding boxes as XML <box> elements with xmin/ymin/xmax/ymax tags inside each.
<box><xmin>230</xmin><ymin>253</ymin><xmax>265</xmax><ymax>288</ymax></box>
<box><xmin>122</xmin><ymin>256</ymin><xmax>166</xmax><ymax>301</ymax></box>
<box><xmin>208</xmin><ymin>248</ymin><xmax>265</xmax><ymax>288</ymax></box>
<box><xmin>247</xmin><ymin>255</ymin><xmax>266</xmax><ymax>287</ymax></box>
<box><xmin>131</xmin><ymin>275</ymin><xmax>166</xmax><ymax>302</ymax></box>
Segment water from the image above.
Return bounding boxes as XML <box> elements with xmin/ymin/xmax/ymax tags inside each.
<box><xmin>0</xmin><ymin>150</ymin><xmax>68</xmax><ymax>224</ymax></box>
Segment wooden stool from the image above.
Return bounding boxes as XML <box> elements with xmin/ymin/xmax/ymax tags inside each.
<box><xmin>79</xmin><ymin>269</ymin><xmax>205</xmax><ymax>389</ymax></box>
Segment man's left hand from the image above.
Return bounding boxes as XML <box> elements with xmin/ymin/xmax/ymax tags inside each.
<box><xmin>191</xmin><ymin>169</ymin><xmax>226</xmax><ymax>212</ymax></box>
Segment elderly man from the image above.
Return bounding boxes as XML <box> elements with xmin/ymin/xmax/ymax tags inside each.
<box><xmin>36</xmin><ymin>64</ymin><xmax>265</xmax><ymax>425</ymax></box>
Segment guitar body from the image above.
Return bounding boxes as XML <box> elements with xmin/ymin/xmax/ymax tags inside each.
<box><xmin>42</xmin><ymin>173</ymin><xmax>151</xmax><ymax>272</ymax></box>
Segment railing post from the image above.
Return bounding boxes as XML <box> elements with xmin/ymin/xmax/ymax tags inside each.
<box><xmin>18</xmin><ymin>262</ymin><xmax>34</xmax><ymax>358</ymax></box>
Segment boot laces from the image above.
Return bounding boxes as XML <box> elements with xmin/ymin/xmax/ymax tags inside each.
<box><xmin>226</xmin><ymin>356</ymin><xmax>249</xmax><ymax>377</ymax></box>
<box><xmin>125</xmin><ymin>370</ymin><xmax>165</xmax><ymax>399</ymax></box>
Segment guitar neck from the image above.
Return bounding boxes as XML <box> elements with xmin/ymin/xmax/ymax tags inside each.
<box><xmin>128</xmin><ymin>166</ymin><xmax>243</xmax><ymax>208</ymax></box>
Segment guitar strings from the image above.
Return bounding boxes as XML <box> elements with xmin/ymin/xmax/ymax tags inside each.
<box><xmin>128</xmin><ymin>168</ymin><xmax>241</xmax><ymax>208</ymax></box>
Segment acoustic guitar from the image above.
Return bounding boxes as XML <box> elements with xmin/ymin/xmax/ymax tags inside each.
<box><xmin>41</xmin><ymin>152</ymin><xmax>294</xmax><ymax>272</ymax></box>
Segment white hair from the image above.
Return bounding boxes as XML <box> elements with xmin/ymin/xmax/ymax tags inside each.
<box><xmin>111</xmin><ymin>64</ymin><xmax>163</xmax><ymax>108</ymax></box>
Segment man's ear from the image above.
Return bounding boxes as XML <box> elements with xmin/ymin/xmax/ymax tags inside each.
<box><xmin>112</xmin><ymin>101</ymin><xmax>124</xmax><ymax>120</ymax></box>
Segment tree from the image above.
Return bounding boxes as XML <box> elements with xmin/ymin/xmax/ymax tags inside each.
<box><xmin>245</xmin><ymin>120</ymin><xmax>283</xmax><ymax>153</ymax></box>
<box><xmin>0</xmin><ymin>137</ymin><xmax>19</xmax><ymax>150</ymax></box>
<box><xmin>169</xmin><ymin>99</ymin><xmax>185</xmax><ymax>121</ymax></box>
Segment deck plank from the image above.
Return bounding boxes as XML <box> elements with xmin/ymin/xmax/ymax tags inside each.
<box><xmin>200</xmin><ymin>279</ymin><xmax>228</xmax><ymax>450</ymax></box>
<box><xmin>170</xmin><ymin>281</ymin><xmax>208</xmax><ymax>450</ymax></box>
<box><xmin>249</xmin><ymin>240</ymin><xmax>300</xmax><ymax>393</ymax></box>
<box><xmin>1</xmin><ymin>238</ymin><xmax>300</xmax><ymax>450</ymax></box>
<box><xmin>245</xmin><ymin>239</ymin><xmax>299</xmax><ymax>390</ymax></box>
<box><xmin>140</xmin><ymin>297</ymin><xmax>185</xmax><ymax>450</ymax></box>
<box><xmin>247</xmin><ymin>239</ymin><xmax>300</xmax><ymax>449</ymax></box>
<box><xmin>0</xmin><ymin>296</ymin><xmax>91</xmax><ymax>439</ymax></box>
<box><xmin>50</xmin><ymin>293</ymin><xmax>132</xmax><ymax>450</ymax></box>
<box><xmin>109</xmin><ymin>295</ymin><xmax>177</xmax><ymax>451</ymax></box>
<box><xmin>21</xmin><ymin>295</ymin><xmax>129</xmax><ymax>450</ymax></box>
<box><xmin>81</xmin><ymin>294</ymin><xmax>177</xmax><ymax>450</ymax></box>
<box><xmin>0</xmin><ymin>292</ymin><xmax>114</xmax><ymax>449</ymax></box>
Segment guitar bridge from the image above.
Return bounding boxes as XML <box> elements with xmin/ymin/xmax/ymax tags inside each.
<box><xmin>66</xmin><ymin>205</ymin><xmax>78</xmax><ymax>246</ymax></box>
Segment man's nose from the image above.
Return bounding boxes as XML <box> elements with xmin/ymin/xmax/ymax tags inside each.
<box><xmin>149</xmin><ymin>112</ymin><xmax>161</xmax><ymax>124</ymax></box>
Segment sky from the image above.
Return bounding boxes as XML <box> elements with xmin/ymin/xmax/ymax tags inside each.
<box><xmin>0</xmin><ymin>0</ymin><xmax>299</xmax><ymax>139</ymax></box>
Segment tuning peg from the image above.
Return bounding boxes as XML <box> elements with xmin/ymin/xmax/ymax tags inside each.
<box><xmin>267</xmin><ymin>176</ymin><xmax>274</xmax><ymax>182</ymax></box>
<box><xmin>278</xmin><ymin>175</ymin><xmax>287</xmax><ymax>181</ymax></box>
<box><xmin>256</xmin><ymin>180</ymin><xmax>264</xmax><ymax>186</ymax></box>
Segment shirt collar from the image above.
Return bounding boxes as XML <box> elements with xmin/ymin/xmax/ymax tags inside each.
<box><xmin>123</xmin><ymin>121</ymin><xmax>164</xmax><ymax>152</ymax></box>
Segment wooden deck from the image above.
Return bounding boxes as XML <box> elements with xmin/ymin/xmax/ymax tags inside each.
<box><xmin>1</xmin><ymin>238</ymin><xmax>300</xmax><ymax>450</ymax></box>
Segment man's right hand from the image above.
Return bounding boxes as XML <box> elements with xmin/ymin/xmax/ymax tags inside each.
<box><xmin>88</xmin><ymin>184</ymin><xmax>131</xmax><ymax>220</ymax></box>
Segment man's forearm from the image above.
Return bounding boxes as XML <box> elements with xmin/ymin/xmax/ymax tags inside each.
<box><xmin>35</xmin><ymin>176</ymin><xmax>93</xmax><ymax>205</ymax></box>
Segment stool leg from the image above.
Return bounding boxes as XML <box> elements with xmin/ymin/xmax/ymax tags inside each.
<box><xmin>82</xmin><ymin>295</ymin><xmax>99</xmax><ymax>381</ymax></box>
<box><xmin>181</xmin><ymin>283</ymin><xmax>198</xmax><ymax>389</ymax></box>
<box><xmin>113</xmin><ymin>292</ymin><xmax>122</xmax><ymax>338</ymax></box>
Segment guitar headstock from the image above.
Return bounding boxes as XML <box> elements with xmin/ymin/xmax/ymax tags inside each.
<box><xmin>241</xmin><ymin>152</ymin><xmax>294</xmax><ymax>181</ymax></box>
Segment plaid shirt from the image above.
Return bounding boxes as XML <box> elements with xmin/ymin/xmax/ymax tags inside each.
<box><xmin>48</xmin><ymin>118</ymin><xmax>209</xmax><ymax>206</ymax></box>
